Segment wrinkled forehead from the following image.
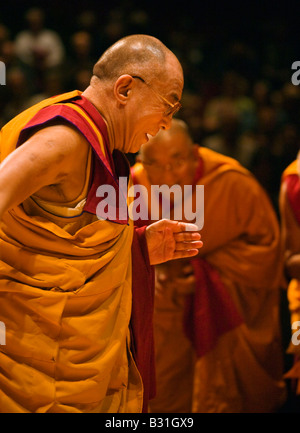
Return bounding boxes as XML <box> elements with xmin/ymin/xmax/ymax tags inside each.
<box><xmin>155</xmin><ymin>53</ymin><xmax>184</xmax><ymax>98</ymax></box>
<box><xmin>168</xmin><ymin>60</ymin><xmax>184</xmax><ymax>92</ymax></box>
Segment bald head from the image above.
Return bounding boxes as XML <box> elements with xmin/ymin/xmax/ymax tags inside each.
<box><xmin>82</xmin><ymin>35</ymin><xmax>184</xmax><ymax>154</ymax></box>
<box><xmin>158</xmin><ymin>118</ymin><xmax>193</xmax><ymax>141</ymax></box>
<box><xmin>92</xmin><ymin>34</ymin><xmax>182</xmax><ymax>84</ymax></box>
<box><xmin>140</xmin><ymin>118</ymin><xmax>193</xmax><ymax>157</ymax></box>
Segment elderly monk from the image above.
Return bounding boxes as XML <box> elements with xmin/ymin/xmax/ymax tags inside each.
<box><xmin>0</xmin><ymin>35</ymin><xmax>203</xmax><ymax>413</ymax></box>
<box><xmin>279</xmin><ymin>152</ymin><xmax>300</xmax><ymax>400</ymax></box>
<box><xmin>131</xmin><ymin>118</ymin><xmax>287</xmax><ymax>413</ymax></box>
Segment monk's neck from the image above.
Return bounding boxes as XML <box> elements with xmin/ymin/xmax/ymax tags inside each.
<box><xmin>82</xmin><ymin>86</ymin><xmax>120</xmax><ymax>153</ymax></box>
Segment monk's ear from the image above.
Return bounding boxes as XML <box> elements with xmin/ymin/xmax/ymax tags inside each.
<box><xmin>114</xmin><ymin>75</ymin><xmax>134</xmax><ymax>105</ymax></box>
<box><xmin>136</xmin><ymin>154</ymin><xmax>142</xmax><ymax>163</ymax></box>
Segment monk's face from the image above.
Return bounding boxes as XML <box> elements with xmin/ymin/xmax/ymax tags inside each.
<box><xmin>140</xmin><ymin>131</ymin><xmax>198</xmax><ymax>188</ymax></box>
<box><xmin>125</xmin><ymin>59</ymin><xmax>184</xmax><ymax>154</ymax></box>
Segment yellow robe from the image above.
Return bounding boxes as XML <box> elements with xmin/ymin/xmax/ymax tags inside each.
<box><xmin>132</xmin><ymin>147</ymin><xmax>287</xmax><ymax>413</ymax></box>
<box><xmin>0</xmin><ymin>91</ymin><xmax>143</xmax><ymax>412</ymax></box>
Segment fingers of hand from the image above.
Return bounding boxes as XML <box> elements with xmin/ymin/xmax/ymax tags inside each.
<box><xmin>173</xmin><ymin>232</ymin><xmax>202</xmax><ymax>254</ymax></box>
<box><xmin>175</xmin><ymin>252</ymin><xmax>198</xmax><ymax>260</ymax></box>
<box><xmin>157</xmin><ymin>273</ymin><xmax>167</xmax><ymax>283</ymax></box>
<box><xmin>175</xmin><ymin>222</ymin><xmax>200</xmax><ymax>233</ymax></box>
<box><xmin>173</xmin><ymin>249</ymin><xmax>200</xmax><ymax>259</ymax></box>
<box><xmin>174</xmin><ymin>231</ymin><xmax>201</xmax><ymax>242</ymax></box>
<box><xmin>174</xmin><ymin>240</ymin><xmax>203</xmax><ymax>252</ymax></box>
<box><xmin>174</xmin><ymin>274</ymin><xmax>196</xmax><ymax>285</ymax></box>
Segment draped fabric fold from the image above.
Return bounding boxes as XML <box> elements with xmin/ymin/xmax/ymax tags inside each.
<box><xmin>131</xmin><ymin>226</ymin><xmax>156</xmax><ymax>413</ymax></box>
<box><xmin>183</xmin><ymin>258</ymin><xmax>243</xmax><ymax>358</ymax></box>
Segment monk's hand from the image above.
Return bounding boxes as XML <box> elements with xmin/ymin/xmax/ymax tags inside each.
<box><xmin>145</xmin><ymin>219</ymin><xmax>203</xmax><ymax>265</ymax></box>
<box><xmin>173</xmin><ymin>263</ymin><xmax>196</xmax><ymax>295</ymax></box>
<box><xmin>154</xmin><ymin>267</ymin><xmax>169</xmax><ymax>298</ymax></box>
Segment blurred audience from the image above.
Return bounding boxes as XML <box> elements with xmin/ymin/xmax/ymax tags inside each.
<box><xmin>13</xmin><ymin>7</ymin><xmax>65</xmax><ymax>94</ymax></box>
<box><xmin>0</xmin><ymin>5</ymin><xmax>299</xmax><ymax>206</ymax></box>
<box><xmin>14</xmin><ymin>7</ymin><xmax>65</xmax><ymax>71</ymax></box>
<box><xmin>0</xmin><ymin>5</ymin><xmax>299</xmax><ymax>209</ymax></box>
